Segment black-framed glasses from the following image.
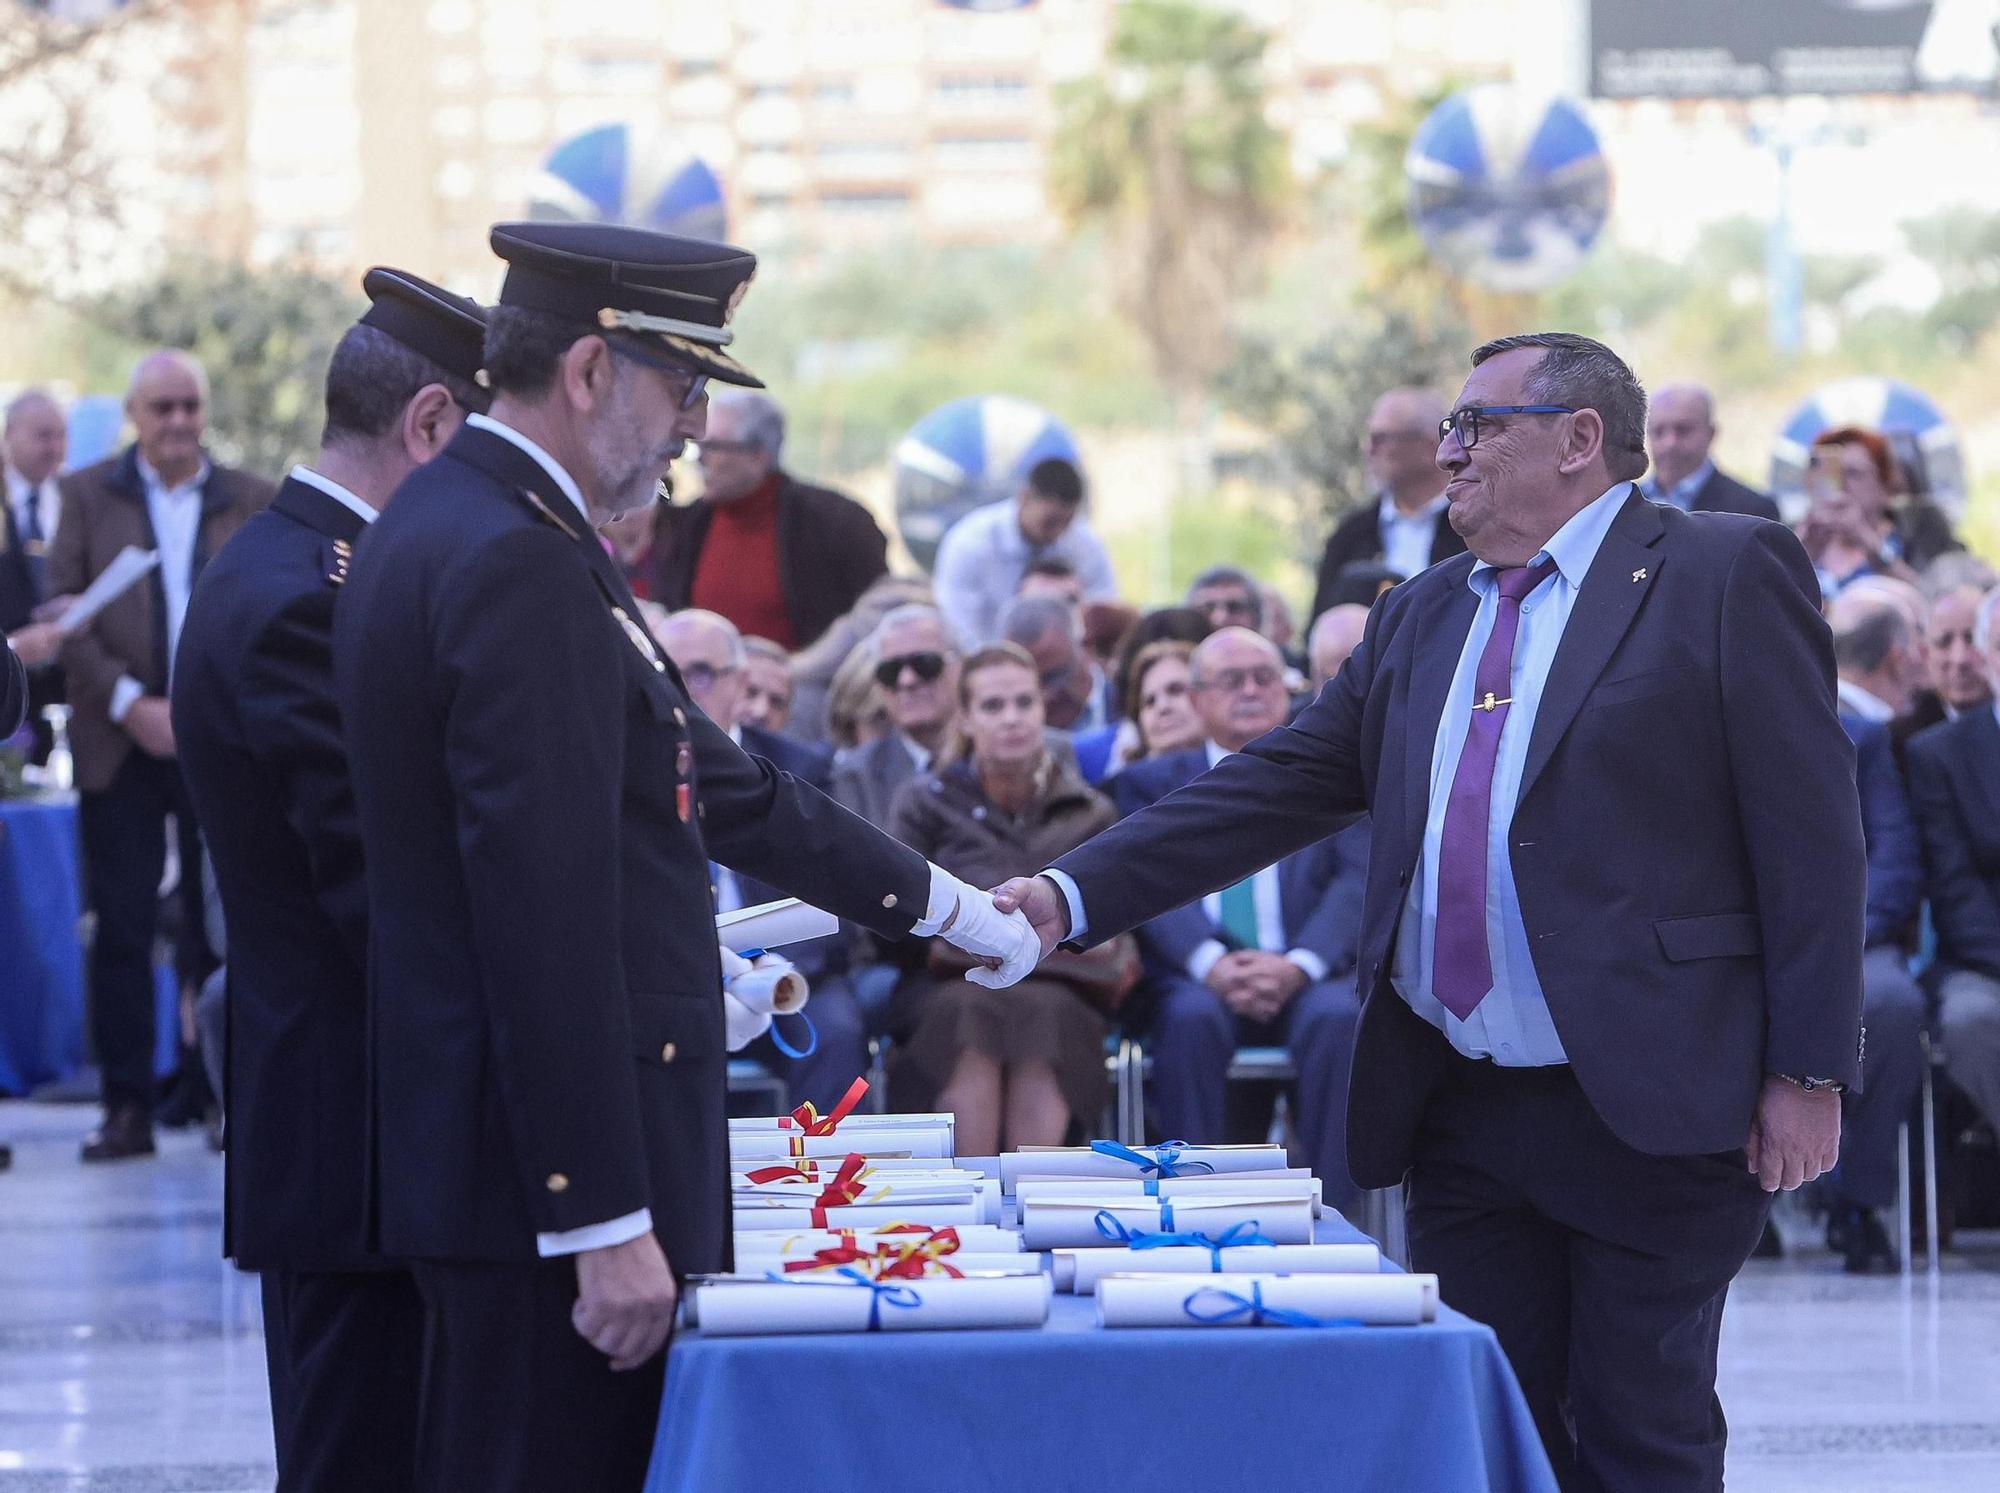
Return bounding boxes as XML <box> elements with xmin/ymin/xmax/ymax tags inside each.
<box><xmin>145</xmin><ymin>397</ymin><xmax>203</xmax><ymax>418</ymax></box>
<box><xmin>1197</xmin><ymin>665</ymin><xmax>1283</xmax><ymax>694</ymax></box>
<box><xmin>697</xmin><ymin>438</ymin><xmax>761</xmax><ymax>458</ymax></box>
<box><xmin>607</xmin><ymin>342</ymin><xmax>711</xmax><ymax>411</ymax></box>
<box><xmin>874</xmin><ymin>651</ymin><xmax>948</xmax><ymax>689</ymax></box>
<box><xmin>1439</xmin><ymin>405</ymin><xmax>1576</xmax><ymax>449</ymax></box>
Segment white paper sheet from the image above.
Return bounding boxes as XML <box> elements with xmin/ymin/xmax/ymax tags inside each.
<box><xmin>731</xmin><ymin>1197</ymin><xmax>988</xmax><ymax>1232</ymax></box>
<box><xmin>691</xmin><ymin>1272</ymin><xmax>1051</xmax><ymax>1335</ymax></box>
<box><xmin>1018</xmin><ymin>1194</ymin><xmax>1315</xmax><ymax>1251</ymax></box>
<box><xmin>999</xmin><ymin>1144</ymin><xmax>1289</xmax><ymax>1192</ymax></box>
<box><xmin>55</xmin><ymin>546</ymin><xmax>158</xmax><ymax>636</ymax></box>
<box><xmin>1054</xmin><ymin>1242</ymin><xmax>1382</xmax><ymax>1293</ymax></box>
<box><xmin>716</xmin><ymin>899</ymin><xmax>840</xmax><ymax>954</ymax></box>
<box><xmin>1096</xmin><ymin>1271</ymin><xmax>1439</xmax><ymax>1327</ymax></box>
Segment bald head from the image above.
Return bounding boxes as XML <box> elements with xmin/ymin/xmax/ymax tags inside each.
<box><xmin>1307</xmin><ymin>604</ymin><xmax>1369</xmax><ymax>692</ymax></box>
<box><xmin>659</xmin><ymin>608</ymin><xmax>748</xmax><ymax>726</ymax></box>
<box><xmin>1828</xmin><ymin>589</ymin><xmax>1922</xmax><ymax>714</ymax></box>
<box><xmin>4</xmin><ymin>389</ymin><xmax>66</xmax><ymax>486</ymax></box>
<box><xmin>1366</xmin><ymin>387</ymin><xmax>1449</xmax><ymax>510</ymax></box>
<box><xmin>1191</xmin><ymin>625</ymin><xmax>1289</xmax><ymax>752</ymax></box>
<box><xmin>1645</xmin><ymin>383</ymin><xmax>1717</xmax><ymax>493</ymax></box>
<box><xmin>125</xmin><ymin>349</ymin><xmax>209</xmax><ymax>483</ymax></box>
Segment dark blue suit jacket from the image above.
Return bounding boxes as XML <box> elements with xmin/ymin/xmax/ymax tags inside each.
<box><xmin>172</xmin><ymin>475</ymin><xmax>375</xmax><ymax>1270</ymax></box>
<box><xmin>1839</xmin><ymin>713</ymin><xmax>1922</xmax><ymax>948</ymax></box>
<box><xmin>1052</xmin><ymin>490</ymin><xmax>1865</xmax><ymax>1187</ymax></box>
<box><xmin>1906</xmin><ymin>707</ymin><xmax>2000</xmax><ymax>982</ymax></box>
<box><xmin>1112</xmin><ymin>747</ymin><xmax>1364</xmax><ymax>982</ymax></box>
<box><xmin>1</xmin><ymin>634</ymin><xmax>24</xmax><ymax>737</ymax></box>
<box><xmin>734</xmin><ymin>722</ymin><xmax>849</xmax><ymax>981</ymax></box>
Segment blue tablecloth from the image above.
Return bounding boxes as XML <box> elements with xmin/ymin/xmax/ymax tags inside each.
<box><xmin>0</xmin><ymin>796</ymin><xmax>86</xmax><ymax>1094</ymax></box>
<box><xmin>648</xmin><ymin>1214</ymin><xmax>1557</xmax><ymax>1493</ymax></box>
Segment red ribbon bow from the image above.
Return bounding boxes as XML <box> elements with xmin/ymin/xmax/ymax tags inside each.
<box><xmin>779</xmin><ymin>1076</ymin><xmax>870</xmax><ymax>1156</ymax></box>
<box><xmin>876</xmin><ymin>1226</ymin><xmax>964</xmax><ymax>1281</ymax></box>
<box><xmin>744</xmin><ymin>1162</ymin><xmax>821</xmax><ymax>1186</ymax></box>
<box><xmin>808</xmin><ymin>1153</ymin><xmax>871</xmax><ymax>1229</ymax></box>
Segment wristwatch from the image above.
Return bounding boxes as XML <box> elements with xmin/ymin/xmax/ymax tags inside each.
<box><xmin>1773</xmin><ymin>1072</ymin><xmax>1846</xmax><ymax>1095</ymax></box>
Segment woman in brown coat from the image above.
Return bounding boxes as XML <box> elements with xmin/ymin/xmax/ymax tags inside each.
<box><xmin>889</xmin><ymin>643</ymin><xmax>1124</xmax><ymax>1153</ymax></box>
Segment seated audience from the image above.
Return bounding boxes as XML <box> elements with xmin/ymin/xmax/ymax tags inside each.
<box><xmin>1185</xmin><ymin>564</ymin><xmax>1262</xmax><ymax>633</ymax></box>
<box><xmin>1801</xmin><ymin>426</ymin><xmax>1960</xmax><ymax>596</ymax></box>
<box><xmin>933</xmin><ymin>457</ymin><xmax>1117</xmax><ymax>646</ymax></box>
<box><xmin>825</xmin><ymin>642</ymin><xmax>890</xmax><ymax>756</ymax></box>
<box><xmin>1076</xmin><ymin>639</ymin><xmax>1205</xmax><ymax>785</ymax></box>
<box><xmin>1000</xmin><ymin>593</ymin><xmax>1110</xmax><ymax>733</ymax></box>
<box><xmin>1307</xmin><ymin>604</ymin><xmax>1369</xmax><ymax>694</ymax></box>
<box><xmin>1906</xmin><ymin>588</ymin><xmax>2000</xmax><ymax>1149</ymax></box>
<box><xmin>888</xmin><ymin>644</ymin><xmax>1125</xmax><ymax>1153</ymax></box>
<box><xmin>1825</xmin><ymin>599</ymin><xmax>1929</xmax><ymax>1272</ymax></box>
<box><xmin>788</xmin><ymin>574</ymin><xmax>934</xmax><ymax>745</ymax></box>
<box><xmin>1925</xmin><ymin>582</ymin><xmax>1995</xmax><ymax>723</ymax></box>
<box><xmin>739</xmin><ymin>635</ymin><xmax>796</xmax><ymax>734</ymax></box>
<box><xmin>658</xmin><ymin>609</ymin><xmax>865</xmax><ymax>1113</ymax></box>
<box><xmin>830</xmin><ymin>603</ymin><xmax>962</xmax><ymax>828</ymax></box>
<box><xmin>1116</xmin><ymin>626</ymin><xmax>1368</xmax><ymax>1207</ymax></box>
<box><xmin>1827</xmin><ymin>587</ymin><xmax>1925</xmax><ymax>727</ymax></box>
<box><xmin>1017</xmin><ymin>555</ymin><xmax>1084</xmax><ymax>608</ymax></box>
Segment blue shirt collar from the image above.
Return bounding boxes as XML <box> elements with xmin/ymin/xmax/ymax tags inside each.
<box><xmin>1466</xmin><ymin>483</ymin><xmax>1633</xmax><ymax>596</ymax></box>
<box><xmin>1644</xmin><ymin>458</ymin><xmax>1712</xmax><ymax>509</ymax></box>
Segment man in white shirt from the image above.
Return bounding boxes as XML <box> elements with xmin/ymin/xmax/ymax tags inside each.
<box><xmin>931</xmin><ymin>456</ymin><xmax>1118</xmax><ymax>646</ymax></box>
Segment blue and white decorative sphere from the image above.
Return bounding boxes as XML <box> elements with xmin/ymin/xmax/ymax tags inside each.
<box><xmin>64</xmin><ymin>395</ymin><xmax>123</xmax><ymax>471</ymax></box>
<box><xmin>1771</xmin><ymin>376</ymin><xmax>1966</xmax><ymax>521</ymax></box>
<box><xmin>1405</xmin><ymin>87</ymin><xmax>1611</xmax><ymax>294</ymax></box>
<box><xmin>527</xmin><ymin>123</ymin><xmax>727</xmax><ymax>240</ymax></box>
<box><xmin>893</xmin><ymin>395</ymin><xmax>1080</xmax><ymax>570</ymax></box>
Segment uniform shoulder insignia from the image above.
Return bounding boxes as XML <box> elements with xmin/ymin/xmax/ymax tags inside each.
<box><xmin>610</xmin><ymin>605</ymin><xmax>667</xmax><ymax>673</ymax></box>
<box><xmin>514</xmin><ymin>486</ymin><xmax>580</xmax><ymax>542</ymax></box>
<box><xmin>327</xmin><ymin>537</ymin><xmax>352</xmax><ymax>588</ymax></box>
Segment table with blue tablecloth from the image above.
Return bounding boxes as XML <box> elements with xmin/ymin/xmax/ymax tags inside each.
<box><xmin>648</xmin><ymin>1211</ymin><xmax>1557</xmax><ymax>1493</ymax></box>
<box><xmin>0</xmin><ymin>795</ymin><xmax>86</xmax><ymax>1094</ymax></box>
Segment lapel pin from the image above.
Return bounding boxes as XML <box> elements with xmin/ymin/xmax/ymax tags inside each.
<box><xmin>1631</xmin><ymin>568</ymin><xmax>1647</xmax><ymax>582</ymax></box>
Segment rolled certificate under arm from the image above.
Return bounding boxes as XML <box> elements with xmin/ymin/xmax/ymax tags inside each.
<box><xmin>718</xmin><ymin>898</ymin><xmax>839</xmax><ymax>954</ymax></box>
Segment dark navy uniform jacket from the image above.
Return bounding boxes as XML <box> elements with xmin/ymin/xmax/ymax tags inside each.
<box><xmin>332</xmin><ymin>423</ymin><xmax>928</xmax><ymax>1270</ymax></box>
<box><xmin>1054</xmin><ymin>492</ymin><xmax>1866</xmax><ymax>1188</ymax></box>
<box><xmin>172</xmin><ymin>473</ymin><xmax>376</xmax><ymax>1270</ymax></box>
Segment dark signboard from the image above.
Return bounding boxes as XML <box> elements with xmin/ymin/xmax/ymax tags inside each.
<box><xmin>1590</xmin><ymin>0</ymin><xmax>1999</xmax><ymax>98</ymax></box>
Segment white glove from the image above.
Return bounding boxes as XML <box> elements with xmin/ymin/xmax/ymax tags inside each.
<box><xmin>719</xmin><ymin>946</ymin><xmax>770</xmax><ymax>1050</ymax></box>
<box><xmin>923</xmin><ymin>866</ymin><xmax>1042</xmax><ymax>990</ymax></box>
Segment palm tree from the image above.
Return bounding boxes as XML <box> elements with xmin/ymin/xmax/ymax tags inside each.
<box><xmin>1048</xmin><ymin>0</ymin><xmax>1290</xmax><ymax>490</ymax></box>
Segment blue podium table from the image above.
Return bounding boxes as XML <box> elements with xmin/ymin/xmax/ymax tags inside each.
<box><xmin>647</xmin><ymin>1214</ymin><xmax>1556</xmax><ymax>1493</ymax></box>
<box><xmin>0</xmin><ymin>795</ymin><xmax>86</xmax><ymax>1094</ymax></box>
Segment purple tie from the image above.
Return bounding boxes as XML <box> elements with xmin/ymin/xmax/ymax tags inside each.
<box><xmin>1432</xmin><ymin>560</ymin><xmax>1557</xmax><ymax>1020</ymax></box>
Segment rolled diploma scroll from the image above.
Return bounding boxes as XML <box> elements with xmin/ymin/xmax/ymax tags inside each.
<box><xmin>740</xmin><ymin>1251</ymin><xmax>1043</xmax><ymax>1279</ymax></box>
<box><xmin>1019</xmin><ymin>1194</ymin><xmax>1315</xmax><ymax>1251</ymax></box>
<box><xmin>1016</xmin><ymin>1175</ymin><xmax>1322</xmax><ymax>1216</ymax></box>
<box><xmin>692</xmin><ymin>1272</ymin><xmax>1051</xmax><ymax>1335</ymax></box>
<box><xmin>729</xmin><ymin>1111</ymin><xmax>956</xmax><ymax>1133</ymax></box>
<box><xmin>726</xmin><ymin>959</ymin><xmax>808</xmax><ymax>1017</ymax></box>
<box><xmin>1054</xmin><ymin>1242</ymin><xmax>1381</xmax><ymax>1293</ymax></box>
<box><xmin>1096</xmin><ymin>1271</ymin><xmax>1439</xmax><ymax>1328</ymax></box>
<box><xmin>731</xmin><ymin>1155</ymin><xmax>982</xmax><ymax>1179</ymax></box>
<box><xmin>1000</xmin><ymin>1144</ymin><xmax>1289</xmax><ymax>1191</ymax></box>
<box><xmin>732</xmin><ymin>1174</ymin><xmax>1002</xmax><ymax>1223</ymax></box>
<box><xmin>731</xmin><ymin>1225</ymin><xmax>1023</xmax><ymax>1256</ymax></box>
<box><xmin>730</xmin><ymin>1128</ymin><xmax>954</xmax><ymax>1161</ymax></box>
<box><xmin>717</xmin><ymin>898</ymin><xmax>840</xmax><ymax>955</ymax></box>
<box><xmin>732</xmin><ymin>1196</ymin><xmax>988</xmax><ymax>1232</ymax></box>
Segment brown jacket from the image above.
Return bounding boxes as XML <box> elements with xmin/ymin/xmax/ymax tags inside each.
<box><xmin>889</xmin><ymin>750</ymin><xmax>1116</xmax><ymax>891</ymax></box>
<box><xmin>51</xmin><ymin>444</ymin><xmax>273</xmax><ymax>791</ymax></box>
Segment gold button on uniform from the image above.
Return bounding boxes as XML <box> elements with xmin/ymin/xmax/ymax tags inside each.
<box><xmin>881</xmin><ymin>893</ymin><xmax>897</xmax><ymax>910</ymax></box>
<box><xmin>660</xmin><ymin>1042</ymin><xmax>678</xmax><ymax>1064</ymax></box>
<box><xmin>546</xmin><ymin>1172</ymin><xmax>569</xmax><ymax>1193</ymax></box>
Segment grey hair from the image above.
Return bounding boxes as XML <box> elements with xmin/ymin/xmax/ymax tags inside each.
<box><xmin>870</xmin><ymin>602</ymin><xmax>961</xmax><ymax>656</ymax></box>
<box><xmin>710</xmin><ymin>388</ymin><xmax>785</xmax><ymax>461</ymax></box>
<box><xmin>1186</xmin><ymin>564</ymin><xmax>1264</xmax><ymax>629</ymax></box>
<box><xmin>664</xmin><ymin>608</ymin><xmax>746</xmax><ymax>667</ymax></box>
<box><xmin>1976</xmin><ymin>588</ymin><xmax>2000</xmax><ymax>655</ymax></box>
<box><xmin>742</xmin><ymin>635</ymin><xmax>792</xmax><ymax>669</ymax></box>
<box><xmin>1831</xmin><ymin>602</ymin><xmax>1911</xmax><ymax>675</ymax></box>
<box><xmin>1470</xmin><ymin>331</ymin><xmax>1649</xmax><ymax>482</ymax></box>
<box><xmin>999</xmin><ymin>593</ymin><xmax>1082</xmax><ymax>647</ymax></box>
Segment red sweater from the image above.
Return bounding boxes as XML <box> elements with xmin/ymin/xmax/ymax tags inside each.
<box><xmin>689</xmin><ymin>473</ymin><xmax>794</xmax><ymax>647</ymax></box>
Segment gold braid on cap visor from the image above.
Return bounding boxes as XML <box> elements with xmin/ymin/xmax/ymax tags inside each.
<box><xmin>595</xmin><ymin>306</ymin><xmax>733</xmax><ymax>346</ymax></box>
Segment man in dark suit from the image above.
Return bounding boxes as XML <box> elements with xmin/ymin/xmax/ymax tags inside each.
<box><xmin>649</xmin><ymin>388</ymin><xmax>887</xmax><ymax>649</ymax></box>
<box><xmin>1309</xmin><ymin>387</ymin><xmax>1465</xmax><ymax>624</ymax></box>
<box><xmin>995</xmin><ymin>332</ymin><xmax>1862</xmax><ymax>1491</ymax></box>
<box><xmin>657</xmin><ymin>606</ymin><xmax>868</xmax><ymax>1112</ymax></box>
<box><xmin>172</xmin><ymin>269</ymin><xmax>488</xmax><ymax>1492</ymax></box>
<box><xmin>50</xmin><ymin>350</ymin><xmax>273</xmax><ymax>1162</ymax></box>
<box><xmin>1642</xmin><ymin>383</ymin><xmax>1780</xmax><ymax>521</ymax></box>
<box><xmin>1117</xmin><ymin>626</ymin><xmax>1368</xmax><ymax>1207</ymax></box>
<box><xmin>3</xmin><ymin>389</ymin><xmax>69</xmax><ymax>761</ymax></box>
<box><xmin>331</xmin><ymin>221</ymin><xmax>1038</xmax><ymax>1492</ymax></box>
<box><xmin>1906</xmin><ymin>590</ymin><xmax>2000</xmax><ymax>1152</ymax></box>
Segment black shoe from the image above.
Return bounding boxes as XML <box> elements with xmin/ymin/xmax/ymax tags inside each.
<box><xmin>1833</xmin><ymin>1205</ymin><xmax>1897</xmax><ymax>1273</ymax></box>
<box><xmin>1752</xmin><ymin>1219</ymin><xmax>1783</xmax><ymax>1259</ymax></box>
<box><xmin>80</xmin><ymin>1103</ymin><xmax>156</xmax><ymax>1163</ymax></box>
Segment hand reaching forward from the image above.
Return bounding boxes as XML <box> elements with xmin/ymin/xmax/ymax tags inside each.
<box><xmin>990</xmin><ymin>876</ymin><xmax>1069</xmax><ymax>964</ymax></box>
<box><xmin>930</xmin><ymin>871</ymin><xmax>1042</xmax><ymax>989</ymax></box>
<box><xmin>1744</xmin><ymin>1076</ymin><xmax>1841</xmax><ymax>1193</ymax></box>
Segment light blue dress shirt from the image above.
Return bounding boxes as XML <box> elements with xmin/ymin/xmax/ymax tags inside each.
<box><xmin>1391</xmin><ymin>483</ymin><xmax>1630</xmax><ymax>1065</ymax></box>
<box><xmin>1378</xmin><ymin>491</ymin><xmax>1450</xmax><ymax>578</ymax></box>
<box><xmin>1641</xmin><ymin>458</ymin><xmax>1711</xmax><ymax>512</ymax></box>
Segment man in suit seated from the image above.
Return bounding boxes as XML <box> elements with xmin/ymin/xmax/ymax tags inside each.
<box><xmin>1828</xmin><ymin>598</ymin><xmax>1930</xmax><ymax>1271</ymax></box>
<box><xmin>1907</xmin><ymin>588</ymin><xmax>2000</xmax><ymax>1151</ymax></box>
<box><xmin>1641</xmin><ymin>383</ymin><xmax>1780</xmax><ymax>520</ymax></box>
<box><xmin>658</xmin><ymin>608</ymin><xmax>866</xmax><ymax>1112</ymax></box>
<box><xmin>1115</xmin><ymin>625</ymin><xmax>1368</xmax><ymax>1208</ymax></box>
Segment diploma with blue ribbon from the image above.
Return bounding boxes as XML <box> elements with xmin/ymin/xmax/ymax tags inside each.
<box><xmin>1018</xmin><ymin>1192</ymin><xmax>1315</xmax><ymax>1251</ymax></box>
<box><xmin>999</xmin><ymin>1141</ymin><xmax>1289</xmax><ymax>1193</ymax></box>
<box><xmin>1053</xmin><ymin>1237</ymin><xmax>1384</xmax><ymax>1293</ymax></box>
<box><xmin>1095</xmin><ymin>1271</ymin><xmax>1440</xmax><ymax>1329</ymax></box>
<box><xmin>690</xmin><ymin>1270</ymin><xmax>1053</xmax><ymax>1336</ymax></box>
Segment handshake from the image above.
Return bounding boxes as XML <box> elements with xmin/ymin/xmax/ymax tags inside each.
<box><xmin>927</xmin><ymin>868</ymin><xmax>1072</xmax><ymax>989</ymax></box>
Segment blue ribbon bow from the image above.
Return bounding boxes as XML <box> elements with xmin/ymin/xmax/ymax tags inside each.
<box><xmin>763</xmin><ymin>1266</ymin><xmax>922</xmax><ymax>1331</ymax></box>
<box><xmin>1093</xmin><ymin>1201</ymin><xmax>1190</xmax><ymax>1243</ymax></box>
<box><xmin>1089</xmin><ymin>1139</ymin><xmax>1219</xmax><ymax>1195</ymax></box>
<box><xmin>1181</xmin><ymin>1280</ymin><xmax>1360</xmax><ymax>1329</ymax></box>
<box><xmin>1130</xmin><ymin>1219</ymin><xmax>1276</xmax><ymax>1272</ymax></box>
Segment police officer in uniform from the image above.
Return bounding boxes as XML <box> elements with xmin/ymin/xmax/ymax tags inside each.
<box><xmin>331</xmin><ymin>221</ymin><xmax>1039</xmax><ymax>1491</ymax></box>
<box><xmin>171</xmin><ymin>269</ymin><xmax>489</xmax><ymax>1491</ymax></box>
